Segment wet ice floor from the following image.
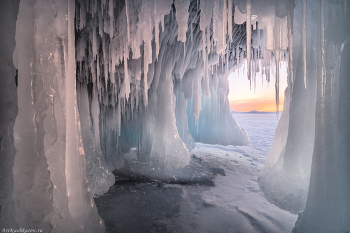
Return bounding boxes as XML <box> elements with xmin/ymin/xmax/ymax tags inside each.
<box><xmin>95</xmin><ymin>145</ymin><xmax>296</xmax><ymax>233</ymax></box>
<box><xmin>95</xmin><ymin>114</ymin><xmax>296</xmax><ymax>233</ymax></box>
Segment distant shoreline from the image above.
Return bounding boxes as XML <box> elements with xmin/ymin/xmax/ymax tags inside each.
<box><xmin>232</xmin><ymin>110</ymin><xmax>282</xmax><ymax>114</ymax></box>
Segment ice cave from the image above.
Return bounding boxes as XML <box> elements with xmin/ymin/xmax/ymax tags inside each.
<box><xmin>0</xmin><ymin>0</ymin><xmax>349</xmax><ymax>232</ymax></box>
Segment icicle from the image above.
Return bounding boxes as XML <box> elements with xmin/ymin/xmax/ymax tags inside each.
<box><xmin>267</xmin><ymin>51</ymin><xmax>271</xmax><ymax>82</ymax></box>
<box><xmin>302</xmin><ymin>0</ymin><xmax>307</xmax><ymax>88</ymax></box>
<box><xmin>228</xmin><ymin>0</ymin><xmax>233</xmax><ymax>41</ymax></box>
<box><xmin>79</xmin><ymin>0</ymin><xmax>86</xmax><ymax>30</ymax></box>
<box><xmin>202</xmin><ymin>30</ymin><xmax>206</xmax><ymax>65</ymax></box>
<box><xmin>222</xmin><ymin>0</ymin><xmax>227</xmax><ymax>49</ymax></box>
<box><xmin>200</xmin><ymin>0</ymin><xmax>213</xmax><ymax>50</ymax></box>
<box><xmin>261</xmin><ymin>9</ymin><xmax>275</xmax><ymax>53</ymax></box>
<box><xmin>109</xmin><ymin>0</ymin><xmax>114</xmax><ymax>36</ymax></box>
<box><xmin>191</xmin><ymin>23</ymin><xmax>193</xmax><ymax>42</ymax></box>
<box><xmin>117</xmin><ymin>101</ymin><xmax>121</xmax><ymax>137</ymax></box>
<box><xmin>203</xmin><ymin>30</ymin><xmax>210</xmax><ymax>98</ymax></box>
<box><xmin>225</xmin><ymin>47</ymin><xmax>229</xmax><ymax>99</ymax></box>
<box><xmin>97</xmin><ymin>51</ymin><xmax>100</xmax><ymax>90</ymax></box>
<box><xmin>287</xmin><ymin>1</ymin><xmax>294</xmax><ymax>91</ymax></box>
<box><xmin>254</xmin><ymin>59</ymin><xmax>257</xmax><ymax>93</ymax></box>
<box><xmin>111</xmin><ymin>54</ymin><xmax>115</xmax><ymax>85</ymax></box>
<box><xmin>273</xmin><ymin>14</ymin><xmax>287</xmax><ymax>118</ymax></box>
<box><xmin>193</xmin><ymin>75</ymin><xmax>202</xmax><ymax>127</ymax></box>
<box><xmin>92</xmin><ymin>26</ymin><xmax>97</xmax><ymax>60</ymax></box>
<box><xmin>125</xmin><ymin>0</ymin><xmax>130</xmax><ymax>45</ymax></box>
<box><xmin>144</xmin><ymin>38</ymin><xmax>151</xmax><ymax>104</ymax></box>
<box><xmin>275</xmin><ymin>51</ymin><xmax>280</xmax><ymax>119</ymax></box>
<box><xmin>257</xmin><ymin>26</ymin><xmax>261</xmax><ymax>55</ymax></box>
<box><xmin>184</xmin><ymin>42</ymin><xmax>186</xmax><ymax>57</ymax></box>
<box><xmin>124</xmin><ymin>42</ymin><xmax>130</xmax><ymax>100</ymax></box>
<box><xmin>320</xmin><ymin>0</ymin><xmax>325</xmax><ymax>97</ymax></box>
<box><xmin>102</xmin><ymin>37</ymin><xmax>108</xmax><ymax>90</ymax></box>
<box><xmin>214</xmin><ymin>0</ymin><xmax>225</xmax><ymax>54</ymax></box>
<box><xmin>98</xmin><ymin>10</ymin><xmax>103</xmax><ymax>37</ymax></box>
<box><xmin>161</xmin><ymin>17</ymin><xmax>165</xmax><ymax>32</ymax></box>
<box><xmin>155</xmin><ymin>22</ymin><xmax>160</xmax><ymax>58</ymax></box>
<box><xmin>175</xmin><ymin>0</ymin><xmax>190</xmax><ymax>43</ymax></box>
<box><xmin>246</xmin><ymin>0</ymin><xmax>252</xmax><ymax>83</ymax></box>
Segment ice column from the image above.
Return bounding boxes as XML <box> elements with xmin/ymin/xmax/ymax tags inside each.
<box><xmin>0</xmin><ymin>0</ymin><xmax>20</xmax><ymax>229</ymax></box>
<box><xmin>12</xmin><ymin>0</ymin><xmax>54</xmax><ymax>230</ymax></box>
<box><xmin>258</xmin><ymin>0</ymin><xmax>316</xmax><ymax>214</ymax></box>
<box><xmin>67</xmin><ymin>1</ymin><xmax>105</xmax><ymax>230</ymax></box>
<box><xmin>294</xmin><ymin>1</ymin><xmax>350</xmax><ymax>232</ymax></box>
<box><xmin>11</xmin><ymin>0</ymin><xmax>105</xmax><ymax>231</ymax></box>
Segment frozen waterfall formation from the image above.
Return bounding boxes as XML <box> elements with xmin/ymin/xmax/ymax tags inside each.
<box><xmin>0</xmin><ymin>0</ymin><xmax>349</xmax><ymax>232</ymax></box>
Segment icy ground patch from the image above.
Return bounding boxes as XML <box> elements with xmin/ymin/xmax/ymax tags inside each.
<box><xmin>95</xmin><ymin>114</ymin><xmax>296</xmax><ymax>233</ymax></box>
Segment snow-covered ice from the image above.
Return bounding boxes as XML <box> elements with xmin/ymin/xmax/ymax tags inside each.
<box><xmin>95</xmin><ymin>113</ymin><xmax>296</xmax><ymax>233</ymax></box>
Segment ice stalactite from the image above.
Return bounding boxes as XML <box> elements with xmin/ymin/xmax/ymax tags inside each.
<box><xmin>301</xmin><ymin>0</ymin><xmax>307</xmax><ymax>89</ymax></box>
<box><xmin>228</xmin><ymin>0</ymin><xmax>233</xmax><ymax>42</ymax></box>
<box><xmin>275</xmin><ymin>50</ymin><xmax>280</xmax><ymax>117</ymax></box>
<box><xmin>246</xmin><ymin>0</ymin><xmax>252</xmax><ymax>84</ymax></box>
<box><xmin>175</xmin><ymin>0</ymin><xmax>190</xmax><ymax>43</ymax></box>
<box><xmin>274</xmin><ymin>15</ymin><xmax>287</xmax><ymax>118</ymax></box>
<box><xmin>213</xmin><ymin>0</ymin><xmax>224</xmax><ymax>54</ymax></box>
<box><xmin>200</xmin><ymin>0</ymin><xmax>214</xmax><ymax>98</ymax></box>
<box><xmin>287</xmin><ymin>0</ymin><xmax>295</xmax><ymax>92</ymax></box>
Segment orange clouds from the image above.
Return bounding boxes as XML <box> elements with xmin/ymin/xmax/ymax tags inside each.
<box><xmin>230</xmin><ymin>98</ymin><xmax>284</xmax><ymax>112</ymax></box>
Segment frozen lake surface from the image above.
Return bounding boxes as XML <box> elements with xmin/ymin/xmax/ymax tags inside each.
<box><xmin>95</xmin><ymin>113</ymin><xmax>297</xmax><ymax>233</ymax></box>
<box><xmin>232</xmin><ymin>113</ymin><xmax>280</xmax><ymax>159</ymax></box>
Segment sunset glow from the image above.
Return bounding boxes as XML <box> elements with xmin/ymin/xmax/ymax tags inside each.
<box><xmin>228</xmin><ymin>61</ymin><xmax>288</xmax><ymax>112</ymax></box>
<box><xmin>230</xmin><ymin>98</ymin><xmax>284</xmax><ymax>112</ymax></box>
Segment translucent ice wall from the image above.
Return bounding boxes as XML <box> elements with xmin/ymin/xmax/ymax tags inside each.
<box><xmin>0</xmin><ymin>0</ymin><xmax>20</xmax><ymax>229</ymax></box>
<box><xmin>293</xmin><ymin>1</ymin><xmax>350</xmax><ymax>232</ymax></box>
<box><xmin>255</xmin><ymin>0</ymin><xmax>350</xmax><ymax>232</ymax></box>
<box><xmin>258</xmin><ymin>0</ymin><xmax>317</xmax><ymax>214</ymax></box>
<box><xmin>10</xmin><ymin>0</ymin><xmax>105</xmax><ymax>231</ymax></box>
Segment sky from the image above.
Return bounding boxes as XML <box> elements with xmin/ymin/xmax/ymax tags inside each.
<box><xmin>228</xmin><ymin>60</ymin><xmax>288</xmax><ymax>112</ymax></box>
